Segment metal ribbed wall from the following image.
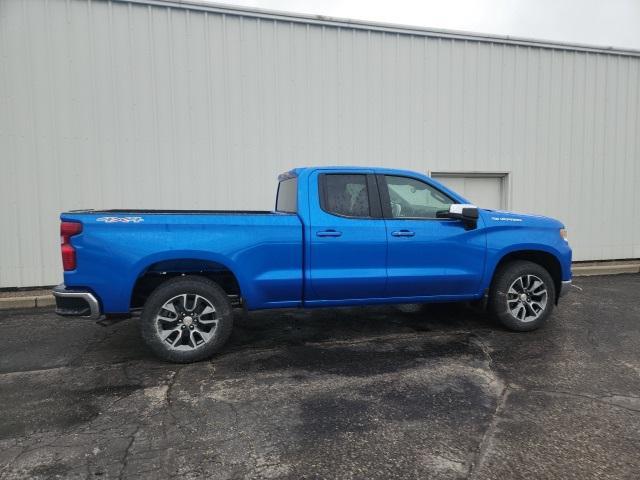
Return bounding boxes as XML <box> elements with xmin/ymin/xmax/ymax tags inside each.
<box><xmin>1</xmin><ymin>0</ymin><xmax>639</xmax><ymax>287</ymax></box>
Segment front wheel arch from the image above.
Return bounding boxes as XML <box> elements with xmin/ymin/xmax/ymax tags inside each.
<box><xmin>490</xmin><ymin>250</ymin><xmax>562</xmax><ymax>304</ymax></box>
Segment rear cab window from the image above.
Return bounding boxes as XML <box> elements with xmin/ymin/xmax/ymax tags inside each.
<box><xmin>276</xmin><ymin>177</ymin><xmax>297</xmax><ymax>213</ymax></box>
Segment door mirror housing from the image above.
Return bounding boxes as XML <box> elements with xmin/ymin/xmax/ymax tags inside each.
<box><xmin>437</xmin><ymin>204</ymin><xmax>479</xmax><ymax>230</ymax></box>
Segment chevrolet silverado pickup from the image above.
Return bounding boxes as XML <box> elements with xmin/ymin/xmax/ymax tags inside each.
<box><xmin>54</xmin><ymin>167</ymin><xmax>572</xmax><ymax>362</ymax></box>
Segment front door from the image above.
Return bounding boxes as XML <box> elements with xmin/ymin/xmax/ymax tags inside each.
<box><xmin>379</xmin><ymin>174</ymin><xmax>486</xmax><ymax>298</ymax></box>
<box><xmin>307</xmin><ymin>171</ymin><xmax>387</xmax><ymax>301</ymax></box>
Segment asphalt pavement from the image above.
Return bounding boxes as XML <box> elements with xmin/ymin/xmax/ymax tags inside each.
<box><xmin>1</xmin><ymin>274</ymin><xmax>639</xmax><ymax>479</ymax></box>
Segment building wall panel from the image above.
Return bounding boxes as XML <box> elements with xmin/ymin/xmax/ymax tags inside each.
<box><xmin>1</xmin><ymin>0</ymin><xmax>639</xmax><ymax>287</ymax></box>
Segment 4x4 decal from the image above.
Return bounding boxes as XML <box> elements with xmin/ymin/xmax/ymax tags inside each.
<box><xmin>96</xmin><ymin>216</ymin><xmax>144</xmax><ymax>223</ymax></box>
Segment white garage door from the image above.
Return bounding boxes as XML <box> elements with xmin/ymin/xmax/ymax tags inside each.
<box><xmin>432</xmin><ymin>174</ymin><xmax>507</xmax><ymax>210</ymax></box>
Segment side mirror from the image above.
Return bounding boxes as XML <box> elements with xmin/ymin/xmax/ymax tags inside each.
<box><xmin>437</xmin><ymin>204</ymin><xmax>479</xmax><ymax>230</ymax></box>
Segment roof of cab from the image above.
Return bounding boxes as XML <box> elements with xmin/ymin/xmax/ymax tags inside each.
<box><xmin>279</xmin><ymin>166</ymin><xmax>425</xmax><ymax>179</ymax></box>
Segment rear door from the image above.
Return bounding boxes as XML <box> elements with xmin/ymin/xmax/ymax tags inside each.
<box><xmin>306</xmin><ymin>170</ymin><xmax>387</xmax><ymax>301</ymax></box>
<box><xmin>379</xmin><ymin>174</ymin><xmax>486</xmax><ymax>298</ymax></box>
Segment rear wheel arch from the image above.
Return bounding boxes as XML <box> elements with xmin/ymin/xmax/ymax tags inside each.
<box><xmin>491</xmin><ymin>250</ymin><xmax>562</xmax><ymax>303</ymax></box>
<box><xmin>130</xmin><ymin>258</ymin><xmax>242</xmax><ymax>309</ymax></box>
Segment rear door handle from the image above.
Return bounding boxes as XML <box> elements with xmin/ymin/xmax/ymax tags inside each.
<box><xmin>391</xmin><ymin>230</ymin><xmax>415</xmax><ymax>237</ymax></box>
<box><xmin>317</xmin><ymin>229</ymin><xmax>342</xmax><ymax>237</ymax></box>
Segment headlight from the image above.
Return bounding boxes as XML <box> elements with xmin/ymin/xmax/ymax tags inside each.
<box><xmin>560</xmin><ymin>228</ymin><xmax>568</xmax><ymax>242</ymax></box>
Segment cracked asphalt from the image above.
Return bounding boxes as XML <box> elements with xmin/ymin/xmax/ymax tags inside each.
<box><xmin>1</xmin><ymin>274</ymin><xmax>639</xmax><ymax>479</ymax></box>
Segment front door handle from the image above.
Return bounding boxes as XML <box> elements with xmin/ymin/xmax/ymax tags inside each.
<box><xmin>317</xmin><ymin>229</ymin><xmax>342</xmax><ymax>237</ymax></box>
<box><xmin>391</xmin><ymin>230</ymin><xmax>415</xmax><ymax>237</ymax></box>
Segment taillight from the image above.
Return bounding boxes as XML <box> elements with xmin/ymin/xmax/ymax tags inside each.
<box><xmin>60</xmin><ymin>221</ymin><xmax>82</xmax><ymax>271</ymax></box>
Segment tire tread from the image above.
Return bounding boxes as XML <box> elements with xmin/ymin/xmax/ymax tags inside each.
<box><xmin>139</xmin><ymin>276</ymin><xmax>233</xmax><ymax>363</ymax></box>
<box><xmin>489</xmin><ymin>260</ymin><xmax>556</xmax><ymax>332</ymax></box>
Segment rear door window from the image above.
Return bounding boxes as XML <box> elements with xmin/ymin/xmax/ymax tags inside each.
<box><xmin>320</xmin><ymin>174</ymin><xmax>371</xmax><ymax>218</ymax></box>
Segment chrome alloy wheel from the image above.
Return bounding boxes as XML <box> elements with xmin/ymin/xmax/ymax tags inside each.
<box><xmin>506</xmin><ymin>274</ymin><xmax>548</xmax><ymax>323</ymax></box>
<box><xmin>155</xmin><ymin>294</ymin><xmax>218</xmax><ymax>351</ymax></box>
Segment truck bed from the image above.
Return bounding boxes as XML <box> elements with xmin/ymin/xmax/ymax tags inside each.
<box><xmin>67</xmin><ymin>209</ymin><xmax>274</xmax><ymax>215</ymax></box>
<box><xmin>61</xmin><ymin>210</ymin><xmax>303</xmax><ymax>312</ymax></box>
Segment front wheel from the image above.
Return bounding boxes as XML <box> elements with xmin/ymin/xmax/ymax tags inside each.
<box><xmin>140</xmin><ymin>276</ymin><xmax>233</xmax><ymax>363</ymax></box>
<box><xmin>488</xmin><ymin>260</ymin><xmax>556</xmax><ymax>331</ymax></box>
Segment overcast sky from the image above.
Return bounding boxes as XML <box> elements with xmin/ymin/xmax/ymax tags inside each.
<box><xmin>205</xmin><ymin>0</ymin><xmax>640</xmax><ymax>51</ymax></box>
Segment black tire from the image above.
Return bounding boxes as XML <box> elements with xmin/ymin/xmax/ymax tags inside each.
<box><xmin>488</xmin><ymin>260</ymin><xmax>556</xmax><ymax>332</ymax></box>
<box><xmin>140</xmin><ymin>276</ymin><xmax>233</xmax><ymax>363</ymax></box>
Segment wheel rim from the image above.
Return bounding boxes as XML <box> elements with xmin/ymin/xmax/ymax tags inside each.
<box><xmin>154</xmin><ymin>294</ymin><xmax>219</xmax><ymax>351</ymax></box>
<box><xmin>506</xmin><ymin>274</ymin><xmax>548</xmax><ymax>323</ymax></box>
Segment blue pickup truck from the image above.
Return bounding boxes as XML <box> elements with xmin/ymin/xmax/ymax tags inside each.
<box><xmin>54</xmin><ymin>167</ymin><xmax>572</xmax><ymax>362</ymax></box>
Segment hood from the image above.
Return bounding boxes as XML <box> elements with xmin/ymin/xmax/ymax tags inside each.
<box><xmin>480</xmin><ymin>209</ymin><xmax>564</xmax><ymax>229</ymax></box>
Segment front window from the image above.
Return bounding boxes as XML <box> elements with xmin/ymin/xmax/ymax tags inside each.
<box><xmin>384</xmin><ymin>175</ymin><xmax>454</xmax><ymax>219</ymax></box>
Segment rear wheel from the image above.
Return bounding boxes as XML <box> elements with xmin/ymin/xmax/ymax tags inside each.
<box><xmin>489</xmin><ymin>260</ymin><xmax>556</xmax><ymax>331</ymax></box>
<box><xmin>140</xmin><ymin>276</ymin><xmax>233</xmax><ymax>363</ymax></box>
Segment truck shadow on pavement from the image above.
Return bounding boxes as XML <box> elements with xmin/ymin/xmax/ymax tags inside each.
<box><xmin>228</xmin><ymin>302</ymin><xmax>494</xmax><ymax>353</ymax></box>
<box><xmin>214</xmin><ymin>302</ymin><xmax>496</xmax><ymax>378</ymax></box>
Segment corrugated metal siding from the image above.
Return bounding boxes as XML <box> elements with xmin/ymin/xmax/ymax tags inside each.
<box><xmin>1</xmin><ymin>0</ymin><xmax>639</xmax><ymax>287</ymax></box>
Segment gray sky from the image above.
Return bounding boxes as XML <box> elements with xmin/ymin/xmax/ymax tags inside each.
<box><xmin>205</xmin><ymin>0</ymin><xmax>640</xmax><ymax>50</ymax></box>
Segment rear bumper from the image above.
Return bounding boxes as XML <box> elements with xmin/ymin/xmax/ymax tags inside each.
<box><xmin>52</xmin><ymin>284</ymin><xmax>101</xmax><ymax>319</ymax></box>
<box><xmin>559</xmin><ymin>279</ymin><xmax>572</xmax><ymax>298</ymax></box>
